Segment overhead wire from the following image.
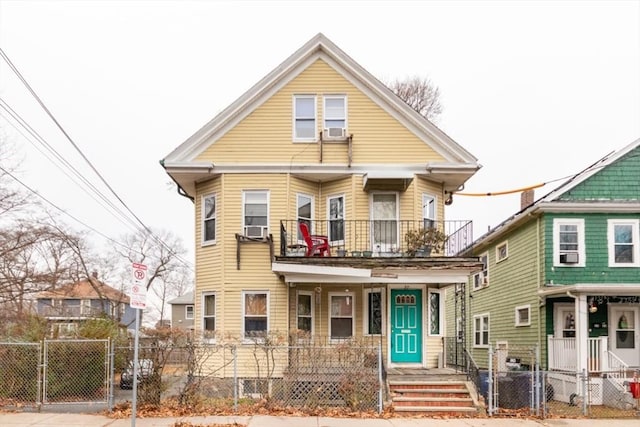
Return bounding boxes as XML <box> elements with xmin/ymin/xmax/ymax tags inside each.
<box><xmin>0</xmin><ymin>47</ymin><xmax>193</xmax><ymax>269</ymax></box>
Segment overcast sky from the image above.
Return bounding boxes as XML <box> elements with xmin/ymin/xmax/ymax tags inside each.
<box><xmin>1</xmin><ymin>1</ymin><xmax>639</xmax><ymax>266</ymax></box>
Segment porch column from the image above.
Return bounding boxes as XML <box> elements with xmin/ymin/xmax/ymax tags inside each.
<box><xmin>575</xmin><ymin>294</ymin><xmax>588</xmax><ymax>395</ymax></box>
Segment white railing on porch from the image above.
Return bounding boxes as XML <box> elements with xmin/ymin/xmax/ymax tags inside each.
<box><xmin>547</xmin><ymin>335</ymin><xmax>628</xmax><ymax>374</ymax></box>
<box><xmin>606</xmin><ymin>351</ymin><xmax>628</xmax><ymax>379</ymax></box>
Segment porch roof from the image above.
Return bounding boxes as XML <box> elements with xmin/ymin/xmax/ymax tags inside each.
<box><xmin>538</xmin><ymin>283</ymin><xmax>640</xmax><ymax>298</ymax></box>
<box><xmin>272</xmin><ymin>258</ymin><xmax>481</xmax><ymax>285</ymax></box>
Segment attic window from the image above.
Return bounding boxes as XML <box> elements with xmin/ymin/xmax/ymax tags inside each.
<box><xmin>294</xmin><ymin>95</ymin><xmax>316</xmax><ymax>140</ymax></box>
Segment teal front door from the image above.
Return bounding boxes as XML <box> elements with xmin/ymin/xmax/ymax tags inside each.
<box><xmin>390</xmin><ymin>289</ymin><xmax>422</xmax><ymax>363</ymax></box>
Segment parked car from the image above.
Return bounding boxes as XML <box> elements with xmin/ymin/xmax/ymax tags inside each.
<box><xmin>119</xmin><ymin>359</ymin><xmax>154</xmax><ymax>389</ymax></box>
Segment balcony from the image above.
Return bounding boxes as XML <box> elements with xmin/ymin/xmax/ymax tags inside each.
<box><xmin>279</xmin><ymin>219</ymin><xmax>473</xmax><ymax>258</ymax></box>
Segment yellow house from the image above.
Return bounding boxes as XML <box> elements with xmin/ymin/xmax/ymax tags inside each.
<box><xmin>162</xmin><ymin>34</ymin><xmax>482</xmax><ymax>377</ymax></box>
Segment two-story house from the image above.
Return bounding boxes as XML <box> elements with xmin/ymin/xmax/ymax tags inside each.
<box><xmin>161</xmin><ymin>33</ymin><xmax>482</xmax><ymax>380</ymax></box>
<box><xmin>36</xmin><ymin>272</ymin><xmax>136</xmax><ymax>336</ymax></box>
<box><xmin>452</xmin><ymin>138</ymin><xmax>640</xmax><ymax>406</ymax></box>
<box><xmin>168</xmin><ymin>291</ymin><xmax>194</xmax><ymax>331</ymax></box>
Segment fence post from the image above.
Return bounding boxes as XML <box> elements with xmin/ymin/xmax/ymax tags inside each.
<box><xmin>488</xmin><ymin>344</ymin><xmax>494</xmax><ymax>416</ymax></box>
<box><xmin>534</xmin><ymin>345</ymin><xmax>540</xmax><ymax>417</ymax></box>
<box><xmin>377</xmin><ymin>343</ymin><xmax>383</xmax><ymax>414</ymax></box>
<box><xmin>233</xmin><ymin>344</ymin><xmax>238</xmax><ymax>413</ymax></box>
<box><xmin>581</xmin><ymin>368</ymin><xmax>588</xmax><ymax>416</ymax></box>
<box><xmin>108</xmin><ymin>337</ymin><xmax>115</xmax><ymax>411</ymax></box>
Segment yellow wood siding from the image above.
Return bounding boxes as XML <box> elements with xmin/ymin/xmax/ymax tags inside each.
<box><xmin>195</xmin><ymin>60</ymin><xmax>446</xmax><ymax>165</ymax></box>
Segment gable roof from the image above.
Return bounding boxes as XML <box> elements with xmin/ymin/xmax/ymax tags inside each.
<box><xmin>162</xmin><ymin>33</ymin><xmax>480</xmax><ymax>195</ymax></box>
<box><xmin>168</xmin><ymin>291</ymin><xmax>194</xmax><ymax>305</ymax></box>
<box><xmin>38</xmin><ymin>277</ymin><xmax>130</xmax><ymax>303</ymax></box>
<box><xmin>470</xmin><ymin>137</ymin><xmax>640</xmax><ymax>251</ymax></box>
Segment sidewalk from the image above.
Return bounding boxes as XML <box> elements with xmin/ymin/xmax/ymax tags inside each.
<box><xmin>1</xmin><ymin>413</ymin><xmax>639</xmax><ymax>427</ymax></box>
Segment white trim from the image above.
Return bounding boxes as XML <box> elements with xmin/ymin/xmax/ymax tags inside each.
<box><xmin>553</xmin><ymin>218</ymin><xmax>585</xmax><ymax>267</ymax></box>
<box><xmin>370</xmin><ymin>191</ymin><xmax>400</xmax><ymax>253</ymax></box>
<box><xmin>296</xmin><ymin>192</ymin><xmax>315</xmax><ymax>239</ymax></box>
<box><xmin>363</xmin><ymin>287</ymin><xmax>385</xmax><ymax>336</ymax></box>
<box><xmin>328</xmin><ymin>291</ymin><xmax>355</xmax><ymax>341</ymax></box>
<box><xmin>185</xmin><ymin>305</ymin><xmax>194</xmax><ymax>320</ymax></box>
<box><xmin>242</xmin><ymin>190</ymin><xmax>270</xmax><ymax>238</ymax></box>
<box><xmin>242</xmin><ymin>290</ymin><xmax>270</xmax><ymax>341</ymax></box>
<box><xmin>539</xmin><ymin>283</ymin><xmax>640</xmax><ymax>297</ymax></box>
<box><xmin>201</xmin><ymin>193</ymin><xmax>217</xmax><ymax>246</ymax></box>
<box><xmin>202</xmin><ymin>292</ymin><xmax>216</xmax><ymax>341</ymax></box>
<box><xmin>422</xmin><ymin>193</ymin><xmax>437</xmax><ymax>224</ymax></box>
<box><xmin>607</xmin><ymin>219</ymin><xmax>640</xmax><ymax>267</ymax></box>
<box><xmin>473</xmin><ymin>313</ymin><xmax>490</xmax><ymax>348</ymax></box>
<box><xmin>327</xmin><ymin>194</ymin><xmax>346</xmax><ymax>245</ymax></box>
<box><xmin>553</xmin><ymin>303</ymin><xmax>575</xmax><ymax>338</ymax></box>
<box><xmin>293</xmin><ymin>94</ymin><xmax>317</xmax><ymax>142</ymax></box>
<box><xmin>472</xmin><ymin>252</ymin><xmax>489</xmax><ymax>290</ymax></box>
<box><xmin>323</xmin><ymin>94</ymin><xmax>347</xmax><ymax>134</ymax></box>
<box><xmin>515</xmin><ymin>304</ymin><xmax>531</xmax><ymax>327</ymax></box>
<box><xmin>496</xmin><ymin>241</ymin><xmax>508</xmax><ymax>263</ymax></box>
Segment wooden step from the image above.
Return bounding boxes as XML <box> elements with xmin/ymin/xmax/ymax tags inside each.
<box><xmin>388</xmin><ymin>380</ymin><xmax>480</xmax><ymax>416</ymax></box>
<box><xmin>393</xmin><ymin>396</ymin><xmax>474</xmax><ymax>407</ymax></box>
<box><xmin>393</xmin><ymin>405</ymin><xmax>479</xmax><ymax>416</ymax></box>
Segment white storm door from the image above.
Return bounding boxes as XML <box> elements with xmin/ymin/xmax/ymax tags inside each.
<box><xmin>371</xmin><ymin>193</ymin><xmax>398</xmax><ymax>253</ymax></box>
<box><xmin>609</xmin><ymin>305</ymin><xmax>640</xmax><ymax>366</ymax></box>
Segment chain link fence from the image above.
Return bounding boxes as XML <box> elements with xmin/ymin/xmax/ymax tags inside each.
<box><xmin>0</xmin><ymin>342</ymin><xmax>42</xmax><ymax>407</ymax></box>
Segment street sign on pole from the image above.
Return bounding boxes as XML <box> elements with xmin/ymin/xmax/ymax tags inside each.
<box><xmin>130</xmin><ymin>263</ymin><xmax>147</xmax><ymax>309</ymax></box>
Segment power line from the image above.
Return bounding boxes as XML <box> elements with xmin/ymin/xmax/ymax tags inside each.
<box><xmin>0</xmin><ymin>47</ymin><xmax>193</xmax><ymax>269</ymax></box>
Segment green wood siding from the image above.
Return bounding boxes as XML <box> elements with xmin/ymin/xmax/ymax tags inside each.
<box><xmin>557</xmin><ymin>146</ymin><xmax>640</xmax><ymax>201</ymax></box>
<box><xmin>545</xmin><ymin>212</ymin><xmax>640</xmax><ymax>284</ymax></box>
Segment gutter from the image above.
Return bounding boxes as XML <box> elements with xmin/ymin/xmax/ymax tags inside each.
<box><xmin>159</xmin><ymin>159</ymin><xmax>194</xmax><ymax>202</ymax></box>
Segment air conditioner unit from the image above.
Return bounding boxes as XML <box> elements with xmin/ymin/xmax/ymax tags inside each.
<box><xmin>560</xmin><ymin>252</ymin><xmax>579</xmax><ymax>264</ymax></box>
<box><xmin>244</xmin><ymin>226</ymin><xmax>266</xmax><ymax>238</ymax></box>
<box><xmin>323</xmin><ymin>127</ymin><xmax>346</xmax><ymax>139</ymax></box>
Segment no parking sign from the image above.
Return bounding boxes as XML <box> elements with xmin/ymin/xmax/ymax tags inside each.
<box><xmin>130</xmin><ymin>263</ymin><xmax>147</xmax><ymax>309</ymax></box>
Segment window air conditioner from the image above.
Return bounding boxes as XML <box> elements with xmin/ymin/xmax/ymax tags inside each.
<box><xmin>559</xmin><ymin>253</ymin><xmax>579</xmax><ymax>264</ymax></box>
<box><xmin>245</xmin><ymin>226</ymin><xmax>266</xmax><ymax>238</ymax></box>
<box><xmin>323</xmin><ymin>127</ymin><xmax>346</xmax><ymax>139</ymax></box>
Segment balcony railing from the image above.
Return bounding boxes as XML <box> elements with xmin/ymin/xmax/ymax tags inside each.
<box><xmin>547</xmin><ymin>335</ymin><xmax>629</xmax><ymax>374</ymax></box>
<box><xmin>279</xmin><ymin>219</ymin><xmax>473</xmax><ymax>257</ymax></box>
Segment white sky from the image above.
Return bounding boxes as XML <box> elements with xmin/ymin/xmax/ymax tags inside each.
<box><xmin>1</xmin><ymin>0</ymin><xmax>639</xmax><ymax>265</ymax></box>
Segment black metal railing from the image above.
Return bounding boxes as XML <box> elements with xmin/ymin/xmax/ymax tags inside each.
<box><xmin>279</xmin><ymin>219</ymin><xmax>473</xmax><ymax>257</ymax></box>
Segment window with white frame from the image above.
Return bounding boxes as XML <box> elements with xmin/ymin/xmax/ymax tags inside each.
<box><xmin>608</xmin><ymin>219</ymin><xmax>640</xmax><ymax>267</ymax></box>
<box><xmin>553</xmin><ymin>218</ymin><xmax>585</xmax><ymax>266</ymax></box>
<box><xmin>473</xmin><ymin>252</ymin><xmax>489</xmax><ymax>289</ymax></box>
<box><xmin>364</xmin><ymin>288</ymin><xmax>384</xmax><ymax>335</ymax></box>
<box><xmin>202</xmin><ymin>194</ymin><xmax>217</xmax><ymax>244</ymax></box>
<box><xmin>294</xmin><ymin>95</ymin><xmax>316</xmax><ymax>140</ymax></box>
<box><xmin>328</xmin><ymin>195</ymin><xmax>345</xmax><ymax>244</ymax></box>
<box><xmin>496</xmin><ymin>241</ymin><xmax>508</xmax><ymax>262</ymax></box>
<box><xmin>297</xmin><ymin>193</ymin><xmax>313</xmax><ymax>241</ymax></box>
<box><xmin>185</xmin><ymin>305</ymin><xmax>194</xmax><ymax>320</ymax></box>
<box><xmin>296</xmin><ymin>291</ymin><xmax>314</xmax><ymax>335</ymax></box>
<box><xmin>473</xmin><ymin>313</ymin><xmax>490</xmax><ymax>347</ymax></box>
<box><xmin>243</xmin><ymin>191</ymin><xmax>269</xmax><ymax>238</ymax></box>
<box><xmin>422</xmin><ymin>194</ymin><xmax>436</xmax><ymax>229</ymax></box>
<box><xmin>429</xmin><ymin>290</ymin><xmax>442</xmax><ymax>335</ymax></box>
<box><xmin>515</xmin><ymin>304</ymin><xmax>531</xmax><ymax>327</ymax></box>
<box><xmin>243</xmin><ymin>291</ymin><xmax>269</xmax><ymax>339</ymax></box>
<box><xmin>203</xmin><ymin>294</ymin><xmax>216</xmax><ymax>337</ymax></box>
<box><xmin>329</xmin><ymin>292</ymin><xmax>354</xmax><ymax>339</ymax></box>
<box><xmin>323</xmin><ymin>96</ymin><xmax>346</xmax><ymax>136</ymax></box>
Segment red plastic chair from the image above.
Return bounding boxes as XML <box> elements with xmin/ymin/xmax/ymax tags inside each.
<box><xmin>299</xmin><ymin>222</ymin><xmax>331</xmax><ymax>257</ymax></box>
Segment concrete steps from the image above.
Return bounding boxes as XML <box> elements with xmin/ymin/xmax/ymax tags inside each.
<box><xmin>389</xmin><ymin>380</ymin><xmax>480</xmax><ymax>416</ymax></box>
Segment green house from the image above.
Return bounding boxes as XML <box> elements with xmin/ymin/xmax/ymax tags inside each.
<box><xmin>449</xmin><ymin>138</ymin><xmax>640</xmax><ymax>405</ymax></box>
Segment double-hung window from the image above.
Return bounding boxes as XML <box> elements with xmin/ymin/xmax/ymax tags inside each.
<box><xmin>422</xmin><ymin>194</ymin><xmax>436</xmax><ymax>229</ymax></box>
<box><xmin>294</xmin><ymin>95</ymin><xmax>316</xmax><ymax>140</ymax></box>
<box><xmin>185</xmin><ymin>305</ymin><xmax>194</xmax><ymax>320</ymax></box>
<box><xmin>608</xmin><ymin>219</ymin><xmax>640</xmax><ymax>267</ymax></box>
<box><xmin>323</xmin><ymin>96</ymin><xmax>346</xmax><ymax>136</ymax></box>
<box><xmin>554</xmin><ymin>218</ymin><xmax>585</xmax><ymax>266</ymax></box>
<box><xmin>243</xmin><ymin>191</ymin><xmax>269</xmax><ymax>238</ymax></box>
<box><xmin>297</xmin><ymin>194</ymin><xmax>313</xmax><ymax>241</ymax></box>
<box><xmin>329</xmin><ymin>292</ymin><xmax>354</xmax><ymax>339</ymax></box>
<box><xmin>473</xmin><ymin>313</ymin><xmax>490</xmax><ymax>347</ymax></box>
<box><xmin>203</xmin><ymin>293</ymin><xmax>216</xmax><ymax>338</ymax></box>
<box><xmin>473</xmin><ymin>252</ymin><xmax>489</xmax><ymax>289</ymax></box>
<box><xmin>297</xmin><ymin>291</ymin><xmax>314</xmax><ymax>335</ymax></box>
<box><xmin>243</xmin><ymin>291</ymin><xmax>269</xmax><ymax>339</ymax></box>
<box><xmin>203</xmin><ymin>194</ymin><xmax>216</xmax><ymax>244</ymax></box>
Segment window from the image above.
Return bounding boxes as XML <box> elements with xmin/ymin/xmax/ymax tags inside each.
<box><xmin>553</xmin><ymin>218</ymin><xmax>585</xmax><ymax>267</ymax></box>
<box><xmin>429</xmin><ymin>290</ymin><xmax>442</xmax><ymax>335</ymax></box>
<box><xmin>328</xmin><ymin>195</ymin><xmax>345</xmax><ymax>244</ymax></box>
<box><xmin>297</xmin><ymin>291</ymin><xmax>314</xmax><ymax>335</ymax></box>
<box><xmin>296</xmin><ymin>193</ymin><xmax>313</xmax><ymax>241</ymax></box>
<box><xmin>473</xmin><ymin>313</ymin><xmax>490</xmax><ymax>347</ymax></box>
<box><xmin>364</xmin><ymin>288</ymin><xmax>384</xmax><ymax>335</ymax></box>
<box><xmin>473</xmin><ymin>252</ymin><xmax>489</xmax><ymax>289</ymax></box>
<box><xmin>243</xmin><ymin>291</ymin><xmax>268</xmax><ymax>339</ymax></box>
<box><xmin>608</xmin><ymin>219</ymin><xmax>640</xmax><ymax>267</ymax></box>
<box><xmin>422</xmin><ymin>194</ymin><xmax>436</xmax><ymax>229</ymax></box>
<box><xmin>323</xmin><ymin>96</ymin><xmax>346</xmax><ymax>132</ymax></box>
<box><xmin>329</xmin><ymin>292</ymin><xmax>354</xmax><ymax>339</ymax></box>
<box><xmin>202</xmin><ymin>194</ymin><xmax>216</xmax><ymax>244</ymax></box>
<box><xmin>456</xmin><ymin>317</ymin><xmax>463</xmax><ymax>342</ymax></box>
<box><xmin>496</xmin><ymin>241</ymin><xmax>508</xmax><ymax>262</ymax></box>
<box><xmin>243</xmin><ymin>191</ymin><xmax>269</xmax><ymax>237</ymax></box>
<box><xmin>185</xmin><ymin>305</ymin><xmax>194</xmax><ymax>320</ymax></box>
<box><xmin>515</xmin><ymin>304</ymin><xmax>531</xmax><ymax>327</ymax></box>
<box><xmin>294</xmin><ymin>95</ymin><xmax>316</xmax><ymax>140</ymax></box>
<box><xmin>203</xmin><ymin>294</ymin><xmax>216</xmax><ymax>336</ymax></box>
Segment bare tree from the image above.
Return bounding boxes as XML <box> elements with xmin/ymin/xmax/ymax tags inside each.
<box><xmin>386</xmin><ymin>75</ymin><xmax>443</xmax><ymax>122</ymax></box>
